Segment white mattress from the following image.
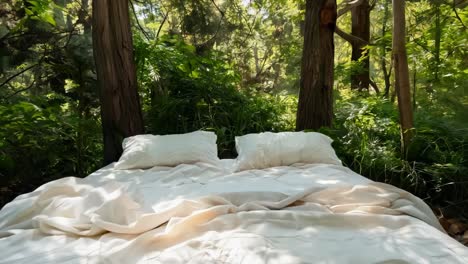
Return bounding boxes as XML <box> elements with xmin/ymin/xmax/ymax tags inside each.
<box><xmin>0</xmin><ymin>161</ymin><xmax>467</xmax><ymax>263</ymax></box>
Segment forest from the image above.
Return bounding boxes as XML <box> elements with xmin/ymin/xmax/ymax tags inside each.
<box><xmin>0</xmin><ymin>0</ymin><xmax>467</xmax><ymax>229</ymax></box>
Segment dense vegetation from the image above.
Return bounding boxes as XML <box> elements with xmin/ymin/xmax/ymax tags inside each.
<box><xmin>0</xmin><ymin>0</ymin><xmax>467</xmax><ymax>218</ymax></box>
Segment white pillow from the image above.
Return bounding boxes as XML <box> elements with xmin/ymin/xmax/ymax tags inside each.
<box><xmin>114</xmin><ymin>131</ymin><xmax>220</xmax><ymax>170</ymax></box>
<box><xmin>235</xmin><ymin>131</ymin><xmax>342</xmax><ymax>171</ymax></box>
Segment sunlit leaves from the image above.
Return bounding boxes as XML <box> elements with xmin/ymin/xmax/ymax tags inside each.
<box><xmin>133</xmin><ymin>34</ymin><xmax>290</xmax><ymax>155</ymax></box>
<box><xmin>24</xmin><ymin>0</ymin><xmax>57</xmax><ymax>26</ymax></box>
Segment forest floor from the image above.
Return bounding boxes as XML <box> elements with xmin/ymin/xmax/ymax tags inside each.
<box><xmin>1</xmin><ymin>180</ymin><xmax>467</xmax><ymax>247</ymax></box>
<box><xmin>433</xmin><ymin>208</ymin><xmax>468</xmax><ymax>246</ymax></box>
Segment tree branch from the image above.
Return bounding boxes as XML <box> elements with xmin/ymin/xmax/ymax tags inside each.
<box><xmin>129</xmin><ymin>0</ymin><xmax>151</xmax><ymax>40</ymax></box>
<box><xmin>337</xmin><ymin>0</ymin><xmax>365</xmax><ymax>18</ymax></box>
<box><xmin>335</xmin><ymin>26</ymin><xmax>368</xmax><ymax>47</ymax></box>
<box><xmin>156</xmin><ymin>10</ymin><xmax>169</xmax><ymax>39</ymax></box>
<box><xmin>452</xmin><ymin>0</ymin><xmax>468</xmax><ymax>8</ymax></box>
<box><xmin>412</xmin><ymin>38</ymin><xmax>432</xmax><ymax>53</ymax></box>
<box><xmin>210</xmin><ymin>0</ymin><xmax>225</xmax><ymax>17</ymax></box>
<box><xmin>195</xmin><ymin>0</ymin><xmax>226</xmax><ymax>50</ymax></box>
<box><xmin>0</xmin><ymin>63</ymin><xmax>39</xmax><ymax>89</ymax></box>
<box><xmin>453</xmin><ymin>0</ymin><xmax>467</xmax><ymax>28</ymax></box>
<box><xmin>2</xmin><ymin>80</ymin><xmax>36</xmax><ymax>100</ymax></box>
<box><xmin>370</xmin><ymin>79</ymin><xmax>380</xmax><ymax>94</ymax></box>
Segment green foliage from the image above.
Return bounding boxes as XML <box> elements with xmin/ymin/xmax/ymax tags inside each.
<box><xmin>319</xmin><ymin>92</ymin><xmax>468</xmax><ymax>216</ymax></box>
<box><xmin>132</xmin><ymin>0</ymin><xmax>303</xmax><ymax>92</ymax></box>
<box><xmin>0</xmin><ymin>0</ymin><xmax>99</xmax><ymax>206</ymax></box>
<box><xmin>135</xmin><ymin>35</ymin><xmax>292</xmax><ymax>156</ymax></box>
<box><xmin>1</xmin><ymin>0</ymin><xmax>467</xmax><ymax>217</ymax></box>
<box><xmin>23</xmin><ymin>0</ymin><xmax>57</xmax><ymax>26</ymax></box>
<box><xmin>335</xmin><ymin>59</ymin><xmax>368</xmax><ymax>87</ymax></box>
<box><xmin>0</xmin><ymin>99</ymin><xmax>102</xmax><ymax>194</ymax></box>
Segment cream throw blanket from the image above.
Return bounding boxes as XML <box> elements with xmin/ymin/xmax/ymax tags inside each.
<box><xmin>0</xmin><ymin>162</ymin><xmax>467</xmax><ymax>263</ymax></box>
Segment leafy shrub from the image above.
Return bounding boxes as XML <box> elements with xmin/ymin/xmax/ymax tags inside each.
<box><xmin>319</xmin><ymin>92</ymin><xmax>468</xmax><ymax>216</ymax></box>
<box><xmin>0</xmin><ymin>98</ymin><xmax>102</xmax><ymax>205</ymax></box>
<box><xmin>135</xmin><ymin>35</ymin><xmax>292</xmax><ymax>157</ymax></box>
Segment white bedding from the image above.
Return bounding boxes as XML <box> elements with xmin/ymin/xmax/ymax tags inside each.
<box><xmin>0</xmin><ymin>161</ymin><xmax>467</xmax><ymax>263</ymax></box>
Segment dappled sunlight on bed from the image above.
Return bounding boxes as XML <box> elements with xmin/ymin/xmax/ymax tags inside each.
<box><xmin>0</xmin><ymin>230</ymin><xmax>99</xmax><ymax>263</ymax></box>
<box><xmin>1</xmin><ymin>162</ymin><xmax>467</xmax><ymax>263</ymax></box>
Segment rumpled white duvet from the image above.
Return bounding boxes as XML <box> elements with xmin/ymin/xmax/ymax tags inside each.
<box><xmin>0</xmin><ymin>161</ymin><xmax>467</xmax><ymax>263</ymax></box>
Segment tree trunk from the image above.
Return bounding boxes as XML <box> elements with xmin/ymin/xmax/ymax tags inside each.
<box><xmin>392</xmin><ymin>0</ymin><xmax>414</xmax><ymax>155</ymax></box>
<box><xmin>382</xmin><ymin>0</ymin><xmax>392</xmax><ymax>97</ymax></box>
<box><xmin>92</xmin><ymin>0</ymin><xmax>144</xmax><ymax>165</ymax></box>
<box><xmin>413</xmin><ymin>60</ymin><xmax>417</xmax><ymax>111</ymax></box>
<box><xmin>381</xmin><ymin>0</ymin><xmax>391</xmax><ymax>97</ymax></box>
<box><xmin>433</xmin><ymin>2</ymin><xmax>442</xmax><ymax>83</ymax></box>
<box><xmin>350</xmin><ymin>0</ymin><xmax>370</xmax><ymax>91</ymax></box>
<box><xmin>296</xmin><ymin>0</ymin><xmax>336</xmax><ymax>131</ymax></box>
<box><xmin>81</xmin><ymin>0</ymin><xmax>91</xmax><ymax>35</ymax></box>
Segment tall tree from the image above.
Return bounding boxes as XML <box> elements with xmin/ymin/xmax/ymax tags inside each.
<box><xmin>92</xmin><ymin>0</ymin><xmax>144</xmax><ymax>164</ymax></box>
<box><xmin>380</xmin><ymin>0</ymin><xmax>392</xmax><ymax>97</ymax></box>
<box><xmin>432</xmin><ymin>0</ymin><xmax>442</xmax><ymax>83</ymax></box>
<box><xmin>334</xmin><ymin>0</ymin><xmax>379</xmax><ymax>93</ymax></box>
<box><xmin>350</xmin><ymin>0</ymin><xmax>371</xmax><ymax>91</ymax></box>
<box><xmin>296</xmin><ymin>0</ymin><xmax>336</xmax><ymax>130</ymax></box>
<box><xmin>392</xmin><ymin>0</ymin><xmax>414</xmax><ymax>154</ymax></box>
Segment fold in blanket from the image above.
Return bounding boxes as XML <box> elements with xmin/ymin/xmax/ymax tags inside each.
<box><xmin>0</xmin><ymin>176</ymin><xmax>442</xmax><ymax>237</ymax></box>
<box><xmin>0</xmin><ymin>163</ymin><xmax>466</xmax><ymax>264</ymax></box>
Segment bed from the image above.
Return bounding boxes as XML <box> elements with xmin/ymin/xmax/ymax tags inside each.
<box><xmin>0</xmin><ymin>132</ymin><xmax>467</xmax><ymax>263</ymax></box>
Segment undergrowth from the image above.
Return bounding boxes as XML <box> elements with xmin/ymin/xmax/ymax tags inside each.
<box><xmin>1</xmin><ymin>34</ymin><xmax>465</xmax><ymax>218</ymax></box>
<box><xmin>136</xmin><ymin>35</ymin><xmax>467</xmax><ymax>216</ymax></box>
<box><xmin>320</xmin><ymin>91</ymin><xmax>468</xmax><ymax>217</ymax></box>
<box><xmin>135</xmin><ymin>35</ymin><xmax>294</xmax><ymax>157</ymax></box>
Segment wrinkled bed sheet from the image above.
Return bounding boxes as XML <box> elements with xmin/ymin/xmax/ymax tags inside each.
<box><xmin>0</xmin><ymin>161</ymin><xmax>467</xmax><ymax>263</ymax></box>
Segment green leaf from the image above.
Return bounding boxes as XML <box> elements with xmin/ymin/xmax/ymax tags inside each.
<box><xmin>41</xmin><ymin>13</ymin><xmax>56</xmax><ymax>26</ymax></box>
<box><xmin>27</xmin><ymin>0</ymin><xmax>39</xmax><ymax>7</ymax></box>
<box><xmin>190</xmin><ymin>70</ymin><xmax>200</xmax><ymax>78</ymax></box>
<box><xmin>25</xmin><ymin>8</ymin><xmax>34</xmax><ymax>15</ymax></box>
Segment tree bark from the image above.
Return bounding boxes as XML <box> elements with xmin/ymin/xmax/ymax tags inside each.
<box><xmin>433</xmin><ymin>2</ymin><xmax>442</xmax><ymax>83</ymax></box>
<box><xmin>296</xmin><ymin>0</ymin><xmax>336</xmax><ymax>131</ymax></box>
<box><xmin>350</xmin><ymin>0</ymin><xmax>370</xmax><ymax>91</ymax></box>
<box><xmin>392</xmin><ymin>0</ymin><xmax>414</xmax><ymax>155</ymax></box>
<box><xmin>381</xmin><ymin>0</ymin><xmax>391</xmax><ymax>97</ymax></box>
<box><xmin>334</xmin><ymin>26</ymin><xmax>367</xmax><ymax>47</ymax></box>
<box><xmin>81</xmin><ymin>0</ymin><xmax>92</xmax><ymax>35</ymax></box>
<box><xmin>92</xmin><ymin>0</ymin><xmax>144</xmax><ymax>165</ymax></box>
